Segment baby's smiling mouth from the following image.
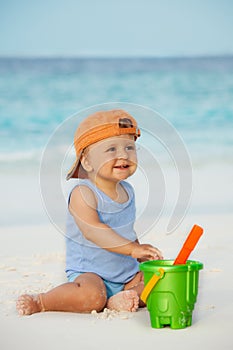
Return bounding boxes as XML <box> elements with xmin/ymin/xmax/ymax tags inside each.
<box><xmin>114</xmin><ymin>164</ymin><xmax>129</xmax><ymax>169</ymax></box>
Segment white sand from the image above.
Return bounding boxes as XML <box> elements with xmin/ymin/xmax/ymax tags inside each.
<box><xmin>1</xmin><ymin>213</ymin><xmax>233</xmax><ymax>350</ymax></box>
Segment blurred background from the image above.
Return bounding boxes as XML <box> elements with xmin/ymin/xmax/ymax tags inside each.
<box><xmin>0</xmin><ymin>0</ymin><xmax>233</xmax><ymax>229</ymax></box>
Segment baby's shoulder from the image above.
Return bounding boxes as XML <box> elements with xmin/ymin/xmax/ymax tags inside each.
<box><xmin>70</xmin><ymin>183</ymin><xmax>97</xmax><ymax>209</ymax></box>
<box><xmin>121</xmin><ymin>181</ymin><xmax>135</xmax><ymax>196</ymax></box>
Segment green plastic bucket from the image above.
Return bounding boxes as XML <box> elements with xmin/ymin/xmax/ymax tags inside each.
<box><xmin>139</xmin><ymin>260</ymin><xmax>203</xmax><ymax>329</ymax></box>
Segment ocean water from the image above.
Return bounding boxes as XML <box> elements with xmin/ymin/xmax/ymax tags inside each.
<box><xmin>1</xmin><ymin>57</ymin><xmax>233</xmax><ymax>161</ymax></box>
<box><xmin>0</xmin><ymin>57</ymin><xmax>233</xmax><ymax>228</ymax></box>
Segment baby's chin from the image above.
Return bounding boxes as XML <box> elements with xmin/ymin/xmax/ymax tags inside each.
<box><xmin>113</xmin><ymin>167</ymin><xmax>136</xmax><ymax>179</ymax></box>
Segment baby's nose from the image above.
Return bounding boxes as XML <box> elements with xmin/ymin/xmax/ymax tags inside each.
<box><xmin>117</xmin><ymin>147</ymin><xmax>128</xmax><ymax>159</ymax></box>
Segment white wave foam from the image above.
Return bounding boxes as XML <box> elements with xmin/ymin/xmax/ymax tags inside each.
<box><xmin>0</xmin><ymin>149</ymin><xmax>42</xmax><ymax>162</ymax></box>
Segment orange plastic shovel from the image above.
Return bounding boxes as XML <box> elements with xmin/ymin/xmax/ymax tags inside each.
<box><xmin>173</xmin><ymin>224</ymin><xmax>203</xmax><ymax>265</ymax></box>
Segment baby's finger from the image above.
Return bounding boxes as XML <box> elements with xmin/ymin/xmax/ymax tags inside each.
<box><xmin>152</xmin><ymin>248</ymin><xmax>163</xmax><ymax>260</ymax></box>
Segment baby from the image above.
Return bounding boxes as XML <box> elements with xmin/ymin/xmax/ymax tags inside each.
<box><xmin>17</xmin><ymin>109</ymin><xmax>163</xmax><ymax>315</ymax></box>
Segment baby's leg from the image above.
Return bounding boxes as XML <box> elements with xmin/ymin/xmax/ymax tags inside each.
<box><xmin>16</xmin><ymin>273</ymin><xmax>107</xmax><ymax>315</ymax></box>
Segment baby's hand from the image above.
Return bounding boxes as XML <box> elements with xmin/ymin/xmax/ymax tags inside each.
<box><xmin>131</xmin><ymin>243</ymin><xmax>163</xmax><ymax>261</ymax></box>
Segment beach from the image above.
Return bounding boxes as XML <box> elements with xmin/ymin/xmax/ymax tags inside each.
<box><xmin>1</xmin><ymin>213</ymin><xmax>233</xmax><ymax>350</ymax></box>
<box><xmin>1</xmin><ymin>160</ymin><xmax>233</xmax><ymax>349</ymax></box>
<box><xmin>1</xmin><ymin>57</ymin><xmax>233</xmax><ymax>349</ymax></box>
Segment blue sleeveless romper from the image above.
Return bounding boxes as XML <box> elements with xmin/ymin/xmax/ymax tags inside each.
<box><xmin>65</xmin><ymin>179</ymin><xmax>139</xmax><ymax>298</ymax></box>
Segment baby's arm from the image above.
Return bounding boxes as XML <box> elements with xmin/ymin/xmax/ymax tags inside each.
<box><xmin>69</xmin><ymin>186</ymin><xmax>162</xmax><ymax>260</ymax></box>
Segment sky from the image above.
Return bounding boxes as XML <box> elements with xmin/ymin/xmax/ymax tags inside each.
<box><xmin>0</xmin><ymin>0</ymin><xmax>233</xmax><ymax>57</ymax></box>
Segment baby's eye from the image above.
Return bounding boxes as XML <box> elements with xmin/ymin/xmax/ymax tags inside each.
<box><xmin>125</xmin><ymin>145</ymin><xmax>136</xmax><ymax>151</ymax></box>
<box><xmin>106</xmin><ymin>147</ymin><xmax>116</xmax><ymax>152</ymax></box>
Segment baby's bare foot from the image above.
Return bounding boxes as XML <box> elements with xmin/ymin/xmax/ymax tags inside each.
<box><xmin>107</xmin><ymin>290</ymin><xmax>139</xmax><ymax>312</ymax></box>
<box><xmin>16</xmin><ymin>294</ymin><xmax>43</xmax><ymax>315</ymax></box>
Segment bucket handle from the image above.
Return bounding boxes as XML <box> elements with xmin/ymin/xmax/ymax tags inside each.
<box><xmin>140</xmin><ymin>268</ymin><xmax>165</xmax><ymax>304</ymax></box>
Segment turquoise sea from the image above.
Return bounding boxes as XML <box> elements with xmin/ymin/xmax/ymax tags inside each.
<box><xmin>0</xmin><ymin>57</ymin><xmax>233</xmax><ymax>228</ymax></box>
<box><xmin>1</xmin><ymin>57</ymin><xmax>233</xmax><ymax>158</ymax></box>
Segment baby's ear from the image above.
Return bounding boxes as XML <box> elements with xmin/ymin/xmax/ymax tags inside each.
<box><xmin>80</xmin><ymin>154</ymin><xmax>93</xmax><ymax>173</ymax></box>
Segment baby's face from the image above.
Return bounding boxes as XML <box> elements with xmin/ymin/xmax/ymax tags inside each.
<box><xmin>83</xmin><ymin>135</ymin><xmax>138</xmax><ymax>183</ymax></box>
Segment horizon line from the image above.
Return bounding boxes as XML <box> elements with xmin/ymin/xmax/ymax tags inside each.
<box><xmin>0</xmin><ymin>53</ymin><xmax>233</xmax><ymax>60</ymax></box>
